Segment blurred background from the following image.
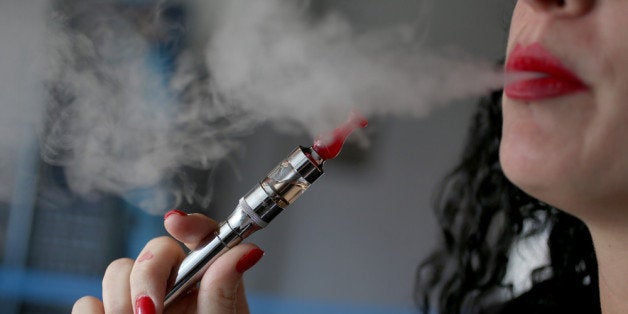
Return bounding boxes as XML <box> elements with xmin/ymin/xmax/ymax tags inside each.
<box><xmin>0</xmin><ymin>0</ymin><xmax>513</xmax><ymax>313</ymax></box>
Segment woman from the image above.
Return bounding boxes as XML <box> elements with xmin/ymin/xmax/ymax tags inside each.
<box><xmin>500</xmin><ymin>0</ymin><xmax>628</xmax><ymax>312</ymax></box>
<box><xmin>73</xmin><ymin>0</ymin><xmax>628</xmax><ymax>313</ymax></box>
<box><xmin>415</xmin><ymin>92</ymin><xmax>599</xmax><ymax>313</ymax></box>
<box><xmin>418</xmin><ymin>1</ymin><xmax>628</xmax><ymax>313</ymax></box>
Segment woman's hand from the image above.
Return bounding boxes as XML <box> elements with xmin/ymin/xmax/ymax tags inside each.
<box><xmin>72</xmin><ymin>210</ymin><xmax>264</xmax><ymax>314</ymax></box>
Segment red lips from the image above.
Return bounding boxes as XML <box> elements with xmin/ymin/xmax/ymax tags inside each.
<box><xmin>505</xmin><ymin>43</ymin><xmax>589</xmax><ymax>101</ymax></box>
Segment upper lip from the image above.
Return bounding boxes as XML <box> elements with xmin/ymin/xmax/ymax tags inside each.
<box><xmin>504</xmin><ymin>43</ymin><xmax>589</xmax><ymax>100</ymax></box>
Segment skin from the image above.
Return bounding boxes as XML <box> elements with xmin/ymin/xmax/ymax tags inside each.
<box><xmin>501</xmin><ymin>0</ymin><xmax>628</xmax><ymax>312</ymax></box>
<box><xmin>72</xmin><ymin>214</ymin><xmax>261</xmax><ymax>314</ymax></box>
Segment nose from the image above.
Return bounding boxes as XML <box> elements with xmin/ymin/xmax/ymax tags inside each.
<box><xmin>522</xmin><ymin>0</ymin><xmax>594</xmax><ymax>17</ymax></box>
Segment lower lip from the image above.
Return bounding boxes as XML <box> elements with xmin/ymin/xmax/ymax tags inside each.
<box><xmin>505</xmin><ymin>75</ymin><xmax>588</xmax><ymax>101</ymax></box>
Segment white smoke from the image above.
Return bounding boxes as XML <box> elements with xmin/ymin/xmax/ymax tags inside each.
<box><xmin>206</xmin><ymin>0</ymin><xmax>503</xmax><ymax>134</ymax></box>
<box><xmin>40</xmin><ymin>1</ymin><xmax>260</xmax><ymax>213</ymax></box>
<box><xmin>1</xmin><ymin>0</ymin><xmax>504</xmax><ymax>214</ymax></box>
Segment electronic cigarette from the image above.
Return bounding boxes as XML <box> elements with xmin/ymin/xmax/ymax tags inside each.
<box><xmin>164</xmin><ymin>112</ymin><xmax>367</xmax><ymax>306</ymax></box>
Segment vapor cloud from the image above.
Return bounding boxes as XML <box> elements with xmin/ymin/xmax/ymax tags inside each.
<box><xmin>1</xmin><ymin>0</ymin><xmax>503</xmax><ymax>214</ymax></box>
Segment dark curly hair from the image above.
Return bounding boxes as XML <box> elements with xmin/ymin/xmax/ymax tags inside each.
<box><xmin>415</xmin><ymin>91</ymin><xmax>600</xmax><ymax>313</ymax></box>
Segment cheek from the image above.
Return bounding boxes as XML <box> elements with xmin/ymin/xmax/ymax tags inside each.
<box><xmin>589</xmin><ymin>92</ymin><xmax>628</xmax><ymax>191</ymax></box>
<box><xmin>587</xmin><ymin>20</ymin><xmax>628</xmax><ymax>193</ymax></box>
<box><xmin>507</xmin><ymin>3</ymin><xmax>532</xmax><ymax>50</ymax></box>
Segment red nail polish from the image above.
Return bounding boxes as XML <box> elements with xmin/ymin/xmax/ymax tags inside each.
<box><xmin>164</xmin><ymin>209</ymin><xmax>186</xmax><ymax>220</ymax></box>
<box><xmin>135</xmin><ymin>295</ymin><xmax>155</xmax><ymax>314</ymax></box>
<box><xmin>236</xmin><ymin>248</ymin><xmax>264</xmax><ymax>273</ymax></box>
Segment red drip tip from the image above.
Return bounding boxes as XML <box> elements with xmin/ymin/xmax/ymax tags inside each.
<box><xmin>312</xmin><ymin>110</ymin><xmax>368</xmax><ymax>160</ymax></box>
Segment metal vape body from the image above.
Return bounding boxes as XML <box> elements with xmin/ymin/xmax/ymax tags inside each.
<box><xmin>164</xmin><ymin>146</ymin><xmax>325</xmax><ymax>306</ymax></box>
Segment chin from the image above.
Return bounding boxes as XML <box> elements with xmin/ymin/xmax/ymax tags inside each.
<box><xmin>499</xmin><ymin>139</ymin><xmax>562</xmax><ymax>205</ymax></box>
<box><xmin>500</xmin><ymin>144</ymin><xmax>596</xmax><ymax>219</ymax></box>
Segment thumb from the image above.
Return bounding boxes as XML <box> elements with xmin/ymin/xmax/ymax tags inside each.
<box><xmin>196</xmin><ymin>243</ymin><xmax>264</xmax><ymax>314</ymax></box>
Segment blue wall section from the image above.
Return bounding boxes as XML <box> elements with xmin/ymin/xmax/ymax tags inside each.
<box><xmin>0</xmin><ymin>267</ymin><xmax>418</xmax><ymax>313</ymax></box>
<box><xmin>0</xmin><ymin>268</ymin><xmax>101</xmax><ymax>306</ymax></box>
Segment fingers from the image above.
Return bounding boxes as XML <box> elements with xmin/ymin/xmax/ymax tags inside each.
<box><xmin>129</xmin><ymin>236</ymin><xmax>186</xmax><ymax>314</ymax></box>
<box><xmin>164</xmin><ymin>211</ymin><xmax>262</xmax><ymax>313</ymax></box>
<box><xmin>72</xmin><ymin>296</ymin><xmax>104</xmax><ymax>314</ymax></box>
<box><xmin>102</xmin><ymin>258</ymin><xmax>134</xmax><ymax>313</ymax></box>
<box><xmin>197</xmin><ymin>243</ymin><xmax>264</xmax><ymax>314</ymax></box>
<box><xmin>164</xmin><ymin>210</ymin><xmax>219</xmax><ymax>250</ymax></box>
<box><xmin>77</xmin><ymin>211</ymin><xmax>261</xmax><ymax>314</ymax></box>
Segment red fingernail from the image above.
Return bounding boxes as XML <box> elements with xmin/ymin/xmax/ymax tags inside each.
<box><xmin>236</xmin><ymin>248</ymin><xmax>264</xmax><ymax>273</ymax></box>
<box><xmin>164</xmin><ymin>209</ymin><xmax>186</xmax><ymax>220</ymax></box>
<box><xmin>135</xmin><ymin>295</ymin><xmax>155</xmax><ymax>314</ymax></box>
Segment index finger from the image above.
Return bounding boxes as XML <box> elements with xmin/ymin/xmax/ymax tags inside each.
<box><xmin>164</xmin><ymin>210</ymin><xmax>219</xmax><ymax>250</ymax></box>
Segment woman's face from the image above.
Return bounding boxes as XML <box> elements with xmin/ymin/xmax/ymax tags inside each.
<box><xmin>500</xmin><ymin>0</ymin><xmax>628</xmax><ymax>217</ymax></box>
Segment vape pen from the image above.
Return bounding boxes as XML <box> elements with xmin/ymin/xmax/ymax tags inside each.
<box><xmin>165</xmin><ymin>112</ymin><xmax>367</xmax><ymax>306</ymax></box>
